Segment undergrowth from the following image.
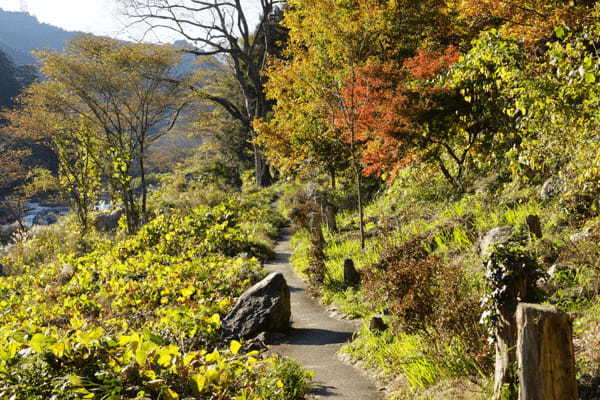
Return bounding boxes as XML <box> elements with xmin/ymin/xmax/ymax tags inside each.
<box><xmin>0</xmin><ymin>179</ymin><xmax>310</xmax><ymax>399</ymax></box>
<box><xmin>286</xmin><ymin>162</ymin><xmax>600</xmax><ymax>398</ymax></box>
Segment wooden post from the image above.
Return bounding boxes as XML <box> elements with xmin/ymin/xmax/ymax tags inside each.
<box><xmin>516</xmin><ymin>303</ymin><xmax>578</xmax><ymax>400</ymax></box>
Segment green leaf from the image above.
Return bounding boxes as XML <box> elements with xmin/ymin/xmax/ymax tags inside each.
<box><xmin>585</xmin><ymin>72</ymin><xmax>596</xmax><ymax>83</ymax></box>
<box><xmin>230</xmin><ymin>340</ymin><xmax>242</xmax><ymax>355</ymax></box>
<box><xmin>30</xmin><ymin>333</ymin><xmax>52</xmax><ymax>353</ymax></box>
<box><xmin>192</xmin><ymin>373</ymin><xmax>206</xmax><ymax>392</ymax></box>
<box><xmin>554</xmin><ymin>25</ymin><xmax>565</xmax><ymax>39</ymax></box>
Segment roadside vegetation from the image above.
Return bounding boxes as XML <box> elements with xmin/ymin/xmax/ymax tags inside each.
<box><xmin>0</xmin><ymin>157</ymin><xmax>310</xmax><ymax>400</ymax></box>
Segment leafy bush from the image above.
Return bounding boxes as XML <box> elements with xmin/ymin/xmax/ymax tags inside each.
<box><xmin>363</xmin><ymin>234</ymin><xmax>490</xmax><ymax>371</ymax></box>
<box><xmin>0</xmin><ymin>194</ymin><xmax>306</xmax><ymax>399</ymax></box>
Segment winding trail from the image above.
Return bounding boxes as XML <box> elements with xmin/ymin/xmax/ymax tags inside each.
<box><xmin>265</xmin><ymin>228</ymin><xmax>381</xmax><ymax>399</ymax></box>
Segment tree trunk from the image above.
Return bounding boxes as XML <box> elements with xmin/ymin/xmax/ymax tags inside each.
<box><xmin>121</xmin><ymin>183</ymin><xmax>139</xmax><ymax>235</ymax></box>
<box><xmin>355</xmin><ymin>168</ymin><xmax>365</xmax><ymax>250</ymax></box>
<box><xmin>254</xmin><ymin>144</ymin><xmax>273</xmax><ymax>187</ymax></box>
<box><xmin>330</xmin><ymin>168</ymin><xmax>336</xmax><ymax>190</ymax></box>
<box><xmin>139</xmin><ymin>143</ymin><xmax>147</xmax><ymax>224</ymax></box>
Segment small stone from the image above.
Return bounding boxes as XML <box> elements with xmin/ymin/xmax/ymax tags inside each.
<box><xmin>369</xmin><ymin>315</ymin><xmax>387</xmax><ymax>332</ymax></box>
<box><xmin>58</xmin><ymin>264</ymin><xmax>75</xmax><ymax>285</ymax></box>
<box><xmin>343</xmin><ymin>258</ymin><xmax>360</xmax><ymax>287</ymax></box>
<box><xmin>570</xmin><ymin>229</ymin><xmax>591</xmax><ymax>242</ymax></box>
<box><xmin>540</xmin><ymin>176</ymin><xmax>565</xmax><ymax>201</ymax></box>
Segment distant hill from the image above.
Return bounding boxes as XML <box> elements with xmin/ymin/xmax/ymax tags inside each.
<box><xmin>0</xmin><ymin>9</ymin><xmax>78</xmax><ymax>65</ymax></box>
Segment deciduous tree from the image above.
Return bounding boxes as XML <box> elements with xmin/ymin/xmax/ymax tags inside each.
<box><xmin>8</xmin><ymin>35</ymin><xmax>189</xmax><ymax>233</ymax></box>
<box><xmin>120</xmin><ymin>0</ymin><xmax>287</xmax><ymax>187</ymax></box>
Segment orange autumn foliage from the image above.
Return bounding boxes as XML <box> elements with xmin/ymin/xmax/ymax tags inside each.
<box><xmin>454</xmin><ymin>0</ymin><xmax>594</xmax><ymax>44</ymax></box>
<box><xmin>336</xmin><ymin>46</ymin><xmax>462</xmax><ymax>180</ymax></box>
<box><xmin>403</xmin><ymin>46</ymin><xmax>461</xmax><ymax>80</ymax></box>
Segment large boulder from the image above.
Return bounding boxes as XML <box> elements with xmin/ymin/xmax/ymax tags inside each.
<box><xmin>221</xmin><ymin>272</ymin><xmax>291</xmax><ymax>340</ymax></box>
<box><xmin>94</xmin><ymin>208</ymin><xmax>125</xmax><ymax>232</ymax></box>
<box><xmin>479</xmin><ymin>226</ymin><xmax>514</xmax><ymax>257</ymax></box>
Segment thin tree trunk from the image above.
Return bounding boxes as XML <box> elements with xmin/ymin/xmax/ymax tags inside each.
<box><xmin>330</xmin><ymin>168</ymin><xmax>336</xmax><ymax>190</ymax></box>
<box><xmin>139</xmin><ymin>141</ymin><xmax>147</xmax><ymax>224</ymax></box>
<box><xmin>356</xmin><ymin>168</ymin><xmax>365</xmax><ymax>250</ymax></box>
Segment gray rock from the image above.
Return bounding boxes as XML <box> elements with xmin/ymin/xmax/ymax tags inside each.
<box><xmin>570</xmin><ymin>229</ymin><xmax>591</xmax><ymax>242</ymax></box>
<box><xmin>58</xmin><ymin>264</ymin><xmax>75</xmax><ymax>285</ymax></box>
<box><xmin>343</xmin><ymin>258</ymin><xmax>360</xmax><ymax>287</ymax></box>
<box><xmin>94</xmin><ymin>208</ymin><xmax>125</xmax><ymax>232</ymax></box>
<box><xmin>540</xmin><ymin>176</ymin><xmax>565</xmax><ymax>201</ymax></box>
<box><xmin>479</xmin><ymin>226</ymin><xmax>514</xmax><ymax>257</ymax></box>
<box><xmin>221</xmin><ymin>272</ymin><xmax>291</xmax><ymax>340</ymax></box>
<box><xmin>33</xmin><ymin>212</ymin><xmax>57</xmax><ymax>226</ymax></box>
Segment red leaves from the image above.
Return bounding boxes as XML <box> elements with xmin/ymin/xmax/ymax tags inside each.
<box><xmin>335</xmin><ymin>46</ymin><xmax>461</xmax><ymax>180</ymax></box>
<box><xmin>334</xmin><ymin>63</ymin><xmax>412</xmax><ymax>178</ymax></box>
<box><xmin>403</xmin><ymin>46</ymin><xmax>461</xmax><ymax>80</ymax></box>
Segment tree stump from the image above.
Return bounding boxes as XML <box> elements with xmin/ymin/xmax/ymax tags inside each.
<box><xmin>369</xmin><ymin>315</ymin><xmax>387</xmax><ymax>332</ymax></box>
<box><xmin>525</xmin><ymin>215</ymin><xmax>543</xmax><ymax>239</ymax></box>
<box><xmin>516</xmin><ymin>303</ymin><xmax>578</xmax><ymax>400</ymax></box>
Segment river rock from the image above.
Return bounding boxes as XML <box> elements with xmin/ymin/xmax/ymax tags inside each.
<box><xmin>33</xmin><ymin>212</ymin><xmax>58</xmax><ymax>226</ymax></box>
<box><xmin>94</xmin><ymin>208</ymin><xmax>125</xmax><ymax>232</ymax></box>
<box><xmin>480</xmin><ymin>226</ymin><xmax>514</xmax><ymax>257</ymax></box>
<box><xmin>221</xmin><ymin>272</ymin><xmax>290</xmax><ymax>340</ymax></box>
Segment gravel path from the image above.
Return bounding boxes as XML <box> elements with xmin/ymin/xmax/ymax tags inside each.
<box><xmin>265</xmin><ymin>228</ymin><xmax>382</xmax><ymax>400</ymax></box>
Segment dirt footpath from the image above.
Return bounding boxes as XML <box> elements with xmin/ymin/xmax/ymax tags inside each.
<box><xmin>265</xmin><ymin>228</ymin><xmax>382</xmax><ymax>400</ymax></box>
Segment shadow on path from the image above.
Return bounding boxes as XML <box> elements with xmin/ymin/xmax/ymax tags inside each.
<box><xmin>284</xmin><ymin>328</ymin><xmax>354</xmax><ymax>346</ymax></box>
<box><xmin>311</xmin><ymin>384</ymin><xmax>340</xmax><ymax>397</ymax></box>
